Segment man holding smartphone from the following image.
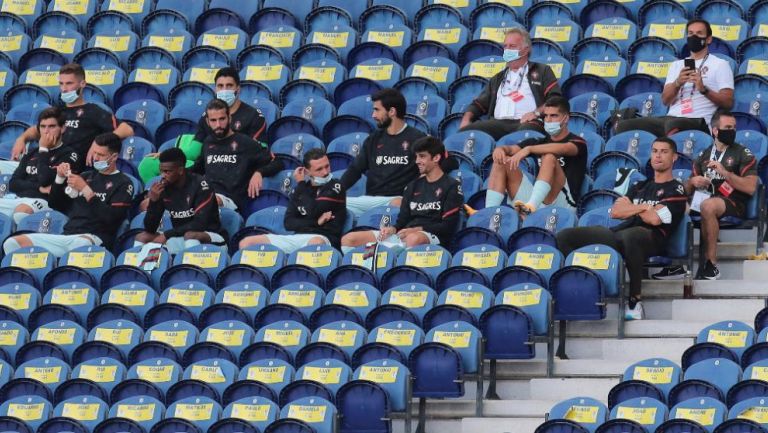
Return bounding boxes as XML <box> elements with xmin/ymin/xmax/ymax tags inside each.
<box><xmin>615</xmin><ymin>19</ymin><xmax>734</xmax><ymax>136</ymax></box>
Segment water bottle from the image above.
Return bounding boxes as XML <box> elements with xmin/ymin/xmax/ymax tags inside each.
<box><xmin>683</xmin><ymin>270</ymin><xmax>693</xmax><ymax>299</ymax></box>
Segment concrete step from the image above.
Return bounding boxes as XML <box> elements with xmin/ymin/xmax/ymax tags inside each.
<box><xmin>491</xmin><ymin>357</ymin><xmax>628</xmax><ymax>378</ymax></box>
<box><xmin>743</xmin><ymin>260</ymin><xmax>768</xmax><ymax>281</ymax></box>
<box><xmin>528</xmin><ymin>378</ymin><xmax>618</xmax><ymax>401</ymax></box>
<box><xmin>671</xmin><ymin>299</ymin><xmax>764</xmax><ymax>322</ymax></box>
<box><xmin>417</xmin><ymin>399</ymin><xmax>555</xmax><ymax>418</ymax></box>
<box><xmin>462</xmin><ymin>417</ymin><xmax>545</xmax><ymax>433</ymax></box>
<box><xmin>564</xmin><ymin>319</ymin><xmax>713</xmax><ymax>338</ymax></box>
<box><xmin>601</xmin><ymin>338</ymin><xmax>692</xmax><ymax>363</ymax></box>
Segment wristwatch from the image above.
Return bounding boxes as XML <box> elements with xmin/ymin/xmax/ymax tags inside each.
<box><xmin>699</xmin><ymin>86</ymin><xmax>709</xmax><ymax>95</ymax></box>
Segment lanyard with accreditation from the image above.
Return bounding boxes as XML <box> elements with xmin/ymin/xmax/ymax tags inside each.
<box><xmin>691</xmin><ymin>144</ymin><xmax>733</xmax><ymax>211</ymax></box>
<box><xmin>678</xmin><ymin>54</ymin><xmax>709</xmax><ymax>115</ymax></box>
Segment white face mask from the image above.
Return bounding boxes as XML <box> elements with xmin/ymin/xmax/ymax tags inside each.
<box><xmin>312</xmin><ymin>173</ymin><xmax>333</xmax><ymax>185</ymax></box>
<box><xmin>544</xmin><ymin>121</ymin><xmax>562</xmax><ymax>136</ymax></box>
<box><xmin>216</xmin><ymin>90</ymin><xmax>236</xmax><ymax>107</ymax></box>
<box><xmin>93</xmin><ymin>155</ymin><xmax>113</xmax><ymax>172</ymax></box>
<box><xmin>60</xmin><ymin>89</ymin><xmax>79</xmax><ymax>104</ymax></box>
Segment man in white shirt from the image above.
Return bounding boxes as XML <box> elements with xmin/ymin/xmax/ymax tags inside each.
<box><xmin>616</xmin><ymin>19</ymin><xmax>734</xmax><ymax>137</ymax></box>
<box><xmin>459</xmin><ymin>28</ymin><xmax>562</xmax><ymax>140</ymax></box>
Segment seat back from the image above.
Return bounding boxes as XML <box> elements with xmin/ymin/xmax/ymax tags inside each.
<box><xmin>697</xmin><ymin>321</ymin><xmax>756</xmax><ymax>359</ymax></box>
<box><xmin>494</xmin><ymin>283</ymin><xmax>551</xmax><ymax>336</ymax></box>
<box><xmin>609</xmin><ymin>397</ymin><xmax>668</xmax><ymax>432</ymax></box>
<box><xmin>367</xmin><ymin>320</ymin><xmax>425</xmax><ymax>357</ymax></box>
<box><xmin>278</xmin><ymin>396</ymin><xmax>336</xmax><ymax>433</ymax></box>
<box><xmin>565</xmin><ymin>244</ymin><xmax>622</xmax><ymax>297</ymax></box>
<box><xmin>254</xmin><ymin>320</ymin><xmax>311</xmax><ymax>358</ymax></box>
<box><xmin>669</xmin><ymin>396</ymin><xmax>727</xmax><ymax>432</ymax></box>
<box><xmin>549</xmin><ymin>397</ymin><xmax>609</xmax><ymax>432</ymax></box>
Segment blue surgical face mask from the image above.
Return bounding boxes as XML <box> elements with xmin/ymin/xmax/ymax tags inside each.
<box><xmin>312</xmin><ymin>173</ymin><xmax>333</xmax><ymax>185</ymax></box>
<box><xmin>60</xmin><ymin>89</ymin><xmax>79</xmax><ymax>104</ymax></box>
<box><xmin>93</xmin><ymin>156</ymin><xmax>112</xmax><ymax>172</ymax></box>
<box><xmin>503</xmin><ymin>49</ymin><xmax>521</xmax><ymax>63</ymax></box>
<box><xmin>544</xmin><ymin>121</ymin><xmax>562</xmax><ymax>136</ymax></box>
<box><xmin>216</xmin><ymin>90</ymin><xmax>237</xmax><ymax>107</ymax></box>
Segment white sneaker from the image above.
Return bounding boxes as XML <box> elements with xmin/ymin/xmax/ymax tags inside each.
<box><xmin>625</xmin><ymin>301</ymin><xmax>645</xmax><ymax>320</ymax></box>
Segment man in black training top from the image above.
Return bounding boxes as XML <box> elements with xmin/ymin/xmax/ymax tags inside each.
<box><xmin>194</xmin><ymin>67</ymin><xmax>268</xmax><ymax>143</ymax></box>
<box><xmin>239</xmin><ymin>149</ymin><xmax>346</xmax><ymax>253</ymax></box>
<box><xmin>341</xmin><ymin>88</ymin><xmax>457</xmax><ymax>217</ymax></box>
<box><xmin>134</xmin><ymin>147</ymin><xmax>225</xmax><ymax>254</ymax></box>
<box><xmin>556</xmin><ymin>137</ymin><xmax>688</xmax><ymax>321</ymax></box>
<box><xmin>341</xmin><ymin>136</ymin><xmax>464</xmax><ymax>252</ymax></box>
<box><xmin>193</xmin><ymin>99</ymin><xmax>283</xmax><ymax>211</ymax></box>
<box><xmin>3</xmin><ymin>133</ymin><xmax>133</xmax><ymax>256</ymax></box>
<box><xmin>0</xmin><ymin>107</ymin><xmax>81</xmax><ymax>225</ymax></box>
<box><xmin>11</xmin><ymin>63</ymin><xmax>133</xmax><ymax>164</ymax></box>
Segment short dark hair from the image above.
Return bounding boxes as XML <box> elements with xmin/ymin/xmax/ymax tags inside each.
<box><xmin>303</xmin><ymin>148</ymin><xmax>327</xmax><ymax>168</ymax></box>
<box><xmin>214</xmin><ymin>67</ymin><xmax>240</xmax><ymax>86</ymax></box>
<box><xmin>59</xmin><ymin>63</ymin><xmax>85</xmax><ymax>81</ymax></box>
<box><xmin>543</xmin><ymin>96</ymin><xmax>570</xmax><ymax>115</ymax></box>
<box><xmin>413</xmin><ymin>136</ymin><xmax>445</xmax><ymax>161</ymax></box>
<box><xmin>93</xmin><ymin>132</ymin><xmax>122</xmax><ymax>154</ymax></box>
<box><xmin>159</xmin><ymin>147</ymin><xmax>186</xmax><ymax>166</ymax></box>
<box><xmin>687</xmin><ymin>19</ymin><xmax>713</xmax><ymax>37</ymax></box>
<box><xmin>372</xmin><ymin>88</ymin><xmax>406</xmax><ymax>119</ymax></box>
<box><xmin>206</xmin><ymin>98</ymin><xmax>230</xmax><ymax>115</ymax></box>
<box><xmin>711</xmin><ymin>109</ymin><xmax>735</xmax><ymax>129</ymax></box>
<box><xmin>653</xmin><ymin>136</ymin><xmax>677</xmax><ymax>153</ymax></box>
<box><xmin>38</xmin><ymin>107</ymin><xmax>64</xmax><ymax>127</ymax></box>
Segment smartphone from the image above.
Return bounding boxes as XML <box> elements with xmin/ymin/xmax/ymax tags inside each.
<box><xmin>684</xmin><ymin>58</ymin><xmax>696</xmax><ymax>71</ymax></box>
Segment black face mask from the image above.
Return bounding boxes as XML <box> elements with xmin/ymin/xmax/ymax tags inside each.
<box><xmin>687</xmin><ymin>35</ymin><xmax>707</xmax><ymax>53</ymax></box>
<box><xmin>717</xmin><ymin>129</ymin><xmax>736</xmax><ymax>146</ymax></box>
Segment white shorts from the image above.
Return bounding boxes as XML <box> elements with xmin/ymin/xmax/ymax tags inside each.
<box><xmin>216</xmin><ymin>194</ymin><xmax>238</xmax><ymax>210</ymax></box>
<box><xmin>347</xmin><ymin>195</ymin><xmax>399</xmax><ymax>217</ymax></box>
<box><xmin>0</xmin><ymin>197</ymin><xmax>49</xmax><ymax>217</ymax></box>
<box><xmin>0</xmin><ymin>161</ymin><xmax>19</xmax><ymax>175</ymax></box>
<box><xmin>13</xmin><ymin>233</ymin><xmax>102</xmax><ymax>257</ymax></box>
<box><xmin>372</xmin><ymin>230</ymin><xmax>440</xmax><ymax>248</ymax></box>
<box><xmin>165</xmin><ymin>232</ymin><xmax>226</xmax><ymax>254</ymax></box>
<box><xmin>265</xmin><ymin>233</ymin><xmax>330</xmax><ymax>254</ymax></box>
<box><xmin>513</xmin><ymin>175</ymin><xmax>575</xmax><ymax>209</ymax></box>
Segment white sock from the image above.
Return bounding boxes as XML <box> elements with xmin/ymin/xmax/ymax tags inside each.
<box><xmin>341</xmin><ymin>245</ymin><xmax>354</xmax><ymax>254</ymax></box>
<box><xmin>184</xmin><ymin>239</ymin><xmax>201</xmax><ymax>249</ymax></box>
<box><xmin>527</xmin><ymin>180</ymin><xmax>552</xmax><ymax>209</ymax></box>
<box><xmin>3</xmin><ymin>238</ymin><xmax>20</xmax><ymax>255</ymax></box>
<box><xmin>12</xmin><ymin>212</ymin><xmax>28</xmax><ymax>225</ymax></box>
<box><xmin>133</xmin><ymin>240</ymin><xmax>145</xmax><ymax>248</ymax></box>
<box><xmin>485</xmin><ymin>190</ymin><xmax>505</xmax><ymax>207</ymax></box>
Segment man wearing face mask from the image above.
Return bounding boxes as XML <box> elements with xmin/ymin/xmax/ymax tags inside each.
<box><xmin>192</xmin><ymin>99</ymin><xmax>283</xmax><ymax>211</ymax></box>
<box><xmin>479</xmin><ymin>97</ymin><xmax>587</xmax><ymax>217</ymax></box>
<box><xmin>193</xmin><ymin>67</ymin><xmax>267</xmax><ymax>143</ymax></box>
<box><xmin>239</xmin><ymin>149</ymin><xmax>346</xmax><ymax>253</ymax></box>
<box><xmin>615</xmin><ymin>19</ymin><xmax>734</xmax><ymax>136</ymax></box>
<box><xmin>10</xmin><ymin>63</ymin><xmax>134</xmax><ymax>165</ymax></box>
<box><xmin>458</xmin><ymin>28</ymin><xmax>561</xmax><ymax>140</ymax></box>
<box><xmin>2</xmin><ymin>133</ymin><xmax>133</xmax><ymax>256</ymax></box>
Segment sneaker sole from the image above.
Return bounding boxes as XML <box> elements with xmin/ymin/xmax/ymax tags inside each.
<box><xmin>651</xmin><ymin>274</ymin><xmax>687</xmax><ymax>280</ymax></box>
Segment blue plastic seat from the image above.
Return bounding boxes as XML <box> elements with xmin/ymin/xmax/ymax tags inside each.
<box><xmin>396</xmin><ymin>245</ymin><xmax>452</xmax><ymax>286</ymax></box>
<box><xmin>609</xmin><ymin>397</ymin><xmax>667</xmax><ymax>432</ymax></box>
<box><xmin>570</xmin><ymin>92</ymin><xmax>619</xmax><ymax>126</ymax></box>
<box><xmin>670</xmin><ymin>130</ymin><xmax>715</xmax><ymax>160</ymax></box>
<box><xmin>254</xmin><ymin>320</ymin><xmax>310</xmax><ymax>359</ymax></box>
<box><xmin>88</xmin><ymin>318</ymin><xmax>143</xmax><ymax>359</ymax></box>
<box><xmin>444</xmin><ymin>130</ymin><xmax>494</xmax><ymax>173</ymax></box>
<box><xmin>30</xmin><ymin>318</ymin><xmax>86</xmax><ymax>361</ymax></box>
<box><xmin>549</xmin><ymin>397</ymin><xmax>608</xmax><ymax>433</ymax></box>
<box><xmin>0</xmin><ymin>283</ymin><xmax>40</xmax><ymax>327</ymax></box>
<box><xmin>277</xmin><ymin>396</ymin><xmax>336</xmax><ymax>433</ymax></box>
<box><xmin>585</xmin><ymin>18</ymin><xmax>638</xmax><ymax>55</ymax></box>
<box><xmin>199</xmin><ymin>319</ymin><xmax>255</xmax><ymax>360</ymax></box>
<box><xmin>670</xmin><ymin>396</ymin><xmax>727</xmax><ymax>433</ymax></box>
<box><xmin>71</xmin><ymin>356</ymin><xmax>126</xmax><ymax>395</ymax></box>
<box><xmin>448</xmin><ymin>76</ymin><xmax>487</xmax><ymax>114</ymax></box>
<box><xmin>51</xmin><ymin>396</ymin><xmax>109</xmax><ymax>431</ymax></box>
<box><xmin>0</xmin><ymin>395</ymin><xmax>53</xmax><ymax>431</ymax></box>
<box><xmin>270</xmin><ymin>283</ymin><xmax>325</xmax><ymax>321</ymax></box>
<box><xmin>0</xmin><ymin>320</ymin><xmax>29</xmax><ymax>362</ymax></box>
<box><xmin>405</xmin><ymin>56</ymin><xmax>459</xmax><ymax>98</ymax></box>
<box><xmin>182</xmin><ymin>357</ymin><xmax>238</xmax><ymax>397</ymax></box>
<box><xmin>697</xmin><ymin>321</ymin><xmax>755</xmax><ymax>360</ymax></box>
<box><xmin>14</xmin><ymin>356</ymin><xmax>70</xmax><ymax>391</ymax></box>
<box><xmin>367</xmin><ymin>321</ymin><xmax>424</xmax><ymax>358</ymax></box>
<box><xmin>126</xmin><ymin>358</ymin><xmax>183</xmax><ymax>395</ymax></box>
<box><xmin>33</xmin><ymin>31</ymin><xmax>84</xmax><ymax>64</ymax></box>
<box><xmin>165</xmin><ymin>395</ymin><xmax>222</xmax><ymax>433</ymax></box>
<box><xmin>107</xmin><ymin>396</ymin><xmax>165</xmax><ymax>433</ymax></box>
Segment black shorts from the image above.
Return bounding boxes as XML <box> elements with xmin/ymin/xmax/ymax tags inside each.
<box><xmin>691</xmin><ymin>195</ymin><xmax>745</xmax><ymax>219</ymax></box>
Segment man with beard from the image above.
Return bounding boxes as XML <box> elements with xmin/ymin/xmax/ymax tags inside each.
<box><xmin>341</xmin><ymin>136</ymin><xmax>463</xmax><ymax>252</ymax></box>
<box><xmin>340</xmin><ymin>88</ymin><xmax>457</xmax><ymax>217</ymax></box>
<box><xmin>135</xmin><ymin>148</ymin><xmax>225</xmax><ymax>253</ymax></box>
<box><xmin>193</xmin><ymin>99</ymin><xmax>283</xmax><ymax>211</ymax></box>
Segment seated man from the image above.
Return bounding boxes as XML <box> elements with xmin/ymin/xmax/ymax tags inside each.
<box><xmin>341</xmin><ymin>136</ymin><xmax>464</xmax><ymax>252</ymax></box>
<box><xmin>459</xmin><ymin>27</ymin><xmax>561</xmax><ymax>140</ymax></box>
<box><xmin>134</xmin><ymin>148</ymin><xmax>225</xmax><ymax>254</ymax></box>
<box><xmin>239</xmin><ymin>149</ymin><xmax>346</xmax><ymax>253</ymax></box>
<box><xmin>1</xmin><ymin>107</ymin><xmax>81</xmax><ymax>224</ymax></box>
<box><xmin>193</xmin><ymin>99</ymin><xmax>283</xmax><ymax>211</ymax></box>
<box><xmin>556</xmin><ymin>138</ymin><xmax>688</xmax><ymax>320</ymax></box>
<box><xmin>3</xmin><ymin>133</ymin><xmax>133</xmax><ymax>256</ymax></box>
<box><xmin>687</xmin><ymin>110</ymin><xmax>757</xmax><ymax>280</ymax></box>
<box><xmin>341</xmin><ymin>88</ymin><xmax>457</xmax><ymax>217</ymax></box>
<box><xmin>615</xmin><ymin>19</ymin><xmax>733</xmax><ymax>136</ymax></box>
<box><xmin>481</xmin><ymin>96</ymin><xmax>587</xmax><ymax>216</ymax></box>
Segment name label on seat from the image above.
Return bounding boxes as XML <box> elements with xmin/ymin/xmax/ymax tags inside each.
<box><xmin>94</xmin><ymin>35</ymin><xmax>130</xmax><ymax>52</ymax></box>
<box><xmin>332</xmin><ymin>289</ymin><xmax>369</xmax><ymax>308</ymax></box>
<box><xmin>24</xmin><ymin>366</ymin><xmax>62</xmax><ymax>384</ymax></box>
<box><xmin>366</xmin><ymin>31</ymin><xmax>404</xmax><ymax>47</ymax></box>
<box><xmin>404</xmin><ymin>250</ymin><xmax>444</xmax><ymax>268</ymax></box>
<box><xmin>0</xmin><ymin>0</ymin><xmax>34</xmax><ymax>15</ymax></box>
<box><xmin>62</xmin><ymin>403</ymin><xmax>100</xmax><ymax>421</ymax></box>
<box><xmin>0</xmin><ymin>293</ymin><xmax>31</xmax><ymax>310</ymax></box>
<box><xmin>318</xmin><ymin>329</ymin><xmax>357</xmax><ymax>347</ymax></box>
<box><xmin>295</xmin><ymin>250</ymin><xmax>333</xmax><ymax>268</ymax></box>
<box><xmin>747</xmin><ymin>60</ymin><xmax>768</xmax><ymax>76</ymax></box>
<box><xmin>202</xmin><ymin>33</ymin><xmax>239</xmax><ymax>51</ymax></box>
<box><xmin>174</xmin><ymin>403</ymin><xmax>213</xmax><ymax>421</ymax></box>
<box><xmin>51</xmin><ymin>287</ymin><xmax>90</xmax><ymax>306</ymax></box>
<box><xmin>298</xmin><ymin>66</ymin><xmax>337</xmax><ymax>84</ymax></box>
<box><xmin>355</xmin><ymin>64</ymin><xmax>394</xmax><ymax>82</ymax></box>
<box><xmin>591</xmin><ymin>24</ymin><xmax>630</xmax><ymax>40</ymax></box>
<box><xmin>53</xmin><ymin>0</ymin><xmax>88</xmax><ymax>15</ymax></box>
<box><xmin>108</xmin><ymin>0</ymin><xmax>145</xmax><ymax>14</ymax></box>
<box><xmin>432</xmin><ymin>331</ymin><xmax>471</xmax><ymax>348</ymax></box>
<box><xmin>231</xmin><ymin>404</ymin><xmax>271</xmax><ymax>422</ymax></box>
<box><xmin>675</xmin><ymin>408</ymin><xmax>715</xmax><ymax>426</ymax></box>
<box><xmin>207</xmin><ymin>328</ymin><xmax>245</xmax><ymax>346</ymax></box>
<box><xmin>351</xmin><ymin>251</ymin><xmax>388</xmax><ymax>268</ymax></box>
<box><xmin>189</xmin><ymin>67</ymin><xmax>217</xmax><ymax>84</ymax></box>
<box><xmin>0</xmin><ymin>329</ymin><xmax>19</xmax><ymax>346</ymax></box>
<box><xmin>0</xmin><ymin>35</ymin><xmax>22</xmax><ymax>52</ymax></box>
<box><xmin>10</xmin><ymin>252</ymin><xmax>49</xmax><ymax>269</ymax></box>
<box><xmin>410</xmin><ymin>65</ymin><xmax>449</xmax><ymax>83</ymax></box>
<box><xmin>479</xmin><ymin>27</ymin><xmax>508</xmax><ymax>43</ymax></box>
<box><xmin>302</xmin><ymin>366</ymin><xmax>341</xmax><ymax>384</ymax></box>
<box><xmin>503</xmin><ymin>288</ymin><xmax>543</xmax><ymax>307</ymax></box>
<box><xmin>116</xmin><ymin>403</ymin><xmax>156</xmax><ymax>422</ymax></box>
<box><xmin>191</xmin><ymin>365</ymin><xmax>226</xmax><ymax>383</ymax></box>
<box><xmin>36</xmin><ymin>327</ymin><xmax>76</xmax><ymax>345</ymax></box>
<box><xmin>712</xmin><ymin>24</ymin><xmax>741</xmax><ymax>41</ymax></box>
<box><xmin>167</xmin><ymin>288</ymin><xmax>206</xmax><ymax>307</ymax></box>
<box><xmin>648</xmin><ymin>23</ymin><xmax>685</xmax><ymax>40</ymax></box>
<box><xmin>583</xmin><ymin>60</ymin><xmax>621</xmax><ymax>78</ymax></box>
<box><xmin>738</xmin><ymin>406</ymin><xmax>768</xmax><ymax>424</ymax></box>
<box><xmin>95</xmin><ymin>327</ymin><xmax>134</xmax><ymax>345</ymax></box>
<box><xmin>223</xmin><ymin>290</ymin><xmax>261</xmax><ymax>307</ymax></box>
<box><xmin>136</xmin><ymin>364</ymin><xmax>174</xmax><ymax>382</ymax></box>
<box><xmin>108</xmin><ymin>289</ymin><xmax>148</xmax><ymax>306</ymax></box>
<box><xmin>287</xmin><ymin>405</ymin><xmax>327</xmax><ymax>423</ymax></box>
<box><xmin>434</xmin><ymin>0</ymin><xmax>469</xmax><ymax>7</ymax></box>
<box><xmin>533</xmin><ymin>26</ymin><xmax>572</xmax><ymax>42</ymax></box>
<box><xmin>78</xmin><ymin>365</ymin><xmax>118</xmax><ymax>383</ymax></box>
<box><xmin>246</xmin><ymin>365</ymin><xmax>286</xmax><ymax>383</ymax></box>
<box><xmin>564</xmin><ymin>405</ymin><xmax>599</xmax><ymax>423</ymax></box>
<box><xmin>752</xmin><ymin>367</ymin><xmax>768</xmax><ymax>381</ymax></box>
<box><xmin>278</xmin><ymin>290</ymin><xmax>317</xmax><ymax>308</ymax></box>
<box><xmin>707</xmin><ymin>329</ymin><xmax>748</xmax><ymax>348</ymax></box>
<box><xmin>376</xmin><ymin>328</ymin><xmax>415</xmax><ymax>346</ymax></box>
<box><xmin>182</xmin><ymin>251</ymin><xmax>221</xmax><ymax>268</ymax></box>
<box><xmin>258</xmin><ymin>31</ymin><xmax>295</xmax><ymax>48</ymax></box>
<box><xmin>423</xmin><ymin>28</ymin><xmax>461</xmax><ymax>45</ymax></box>
<box><xmin>67</xmin><ymin>251</ymin><xmax>106</xmax><ymax>268</ymax></box>
<box><xmin>636</xmin><ymin>62</ymin><xmax>671</xmax><ymax>79</ymax></box>
<box><xmin>547</xmin><ymin>62</ymin><xmax>564</xmax><ymax>79</ymax></box>
<box><xmin>263</xmin><ymin>329</ymin><xmax>302</xmax><ymax>346</ymax></box>
<box><xmin>461</xmin><ymin>251</ymin><xmax>500</xmax><ymax>269</ymax></box>
<box><xmin>615</xmin><ymin>406</ymin><xmax>657</xmax><ymax>425</ymax></box>
<box><xmin>134</xmin><ymin>68</ymin><xmax>171</xmax><ymax>85</ymax></box>
<box><xmin>85</xmin><ymin>69</ymin><xmax>118</xmax><ymax>86</ymax></box>
<box><xmin>312</xmin><ymin>32</ymin><xmax>349</xmax><ymax>48</ymax></box>
<box><xmin>571</xmin><ymin>252</ymin><xmax>611</xmax><ymax>270</ymax></box>
<box><xmin>445</xmin><ymin>290</ymin><xmax>484</xmax><ymax>309</ymax></box>
<box><xmin>147</xmin><ymin>35</ymin><xmax>185</xmax><ymax>52</ymax></box>
<box><xmin>468</xmin><ymin>61</ymin><xmax>505</xmax><ymax>79</ymax></box>
<box><xmin>388</xmin><ymin>291</ymin><xmax>428</xmax><ymax>309</ymax></box>
<box><xmin>359</xmin><ymin>366</ymin><xmax>399</xmax><ymax>383</ymax></box>
<box><xmin>7</xmin><ymin>403</ymin><xmax>44</xmax><ymax>421</ymax></box>
<box><xmin>240</xmin><ymin>250</ymin><xmax>279</xmax><ymax>267</ymax></box>
<box><xmin>631</xmin><ymin>366</ymin><xmax>673</xmax><ymax>384</ymax></box>
<box><xmin>514</xmin><ymin>252</ymin><xmax>554</xmax><ymax>270</ymax></box>
<box><xmin>40</xmin><ymin>36</ymin><xmax>77</xmax><ymax>54</ymax></box>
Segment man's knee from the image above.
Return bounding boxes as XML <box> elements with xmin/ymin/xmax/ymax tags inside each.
<box><xmin>3</xmin><ymin>236</ymin><xmax>21</xmax><ymax>254</ymax></box>
<box><xmin>134</xmin><ymin>231</ymin><xmax>157</xmax><ymax>243</ymax></box>
<box><xmin>239</xmin><ymin>235</ymin><xmax>268</xmax><ymax>249</ymax></box>
<box><xmin>539</xmin><ymin>153</ymin><xmax>558</xmax><ymax>168</ymax></box>
<box><xmin>700</xmin><ymin>199</ymin><xmax>724</xmax><ymax>219</ymax></box>
<box><xmin>341</xmin><ymin>231</ymin><xmax>366</xmax><ymax>247</ymax></box>
<box><xmin>307</xmin><ymin>236</ymin><xmax>328</xmax><ymax>246</ymax></box>
<box><xmin>403</xmin><ymin>233</ymin><xmax>428</xmax><ymax>248</ymax></box>
<box><xmin>183</xmin><ymin>232</ymin><xmax>208</xmax><ymax>241</ymax></box>
<box><xmin>389</xmin><ymin>197</ymin><xmax>401</xmax><ymax>207</ymax></box>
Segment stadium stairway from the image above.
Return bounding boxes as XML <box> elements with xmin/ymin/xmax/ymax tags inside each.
<box><xmin>392</xmin><ymin>231</ymin><xmax>765</xmax><ymax>433</ymax></box>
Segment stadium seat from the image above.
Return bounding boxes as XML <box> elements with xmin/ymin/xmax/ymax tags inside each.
<box><xmin>0</xmin><ymin>394</ymin><xmax>53</xmax><ymax>431</ymax></box>
<box><xmin>669</xmin><ymin>396</ymin><xmax>727</xmax><ymax>433</ymax></box>
<box><xmin>549</xmin><ymin>397</ymin><xmax>608</xmax><ymax>433</ymax></box>
<box><xmin>396</xmin><ymin>245</ymin><xmax>452</xmax><ymax>285</ymax></box>
<box><xmin>277</xmin><ymin>396</ymin><xmax>336</xmax><ymax>433</ymax></box>
<box><xmin>608</xmin><ymin>396</ymin><xmax>668</xmax><ymax>432</ymax></box>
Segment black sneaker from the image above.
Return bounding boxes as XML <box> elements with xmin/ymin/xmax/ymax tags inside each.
<box><xmin>652</xmin><ymin>266</ymin><xmax>687</xmax><ymax>280</ymax></box>
<box><xmin>700</xmin><ymin>261</ymin><xmax>721</xmax><ymax>280</ymax></box>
